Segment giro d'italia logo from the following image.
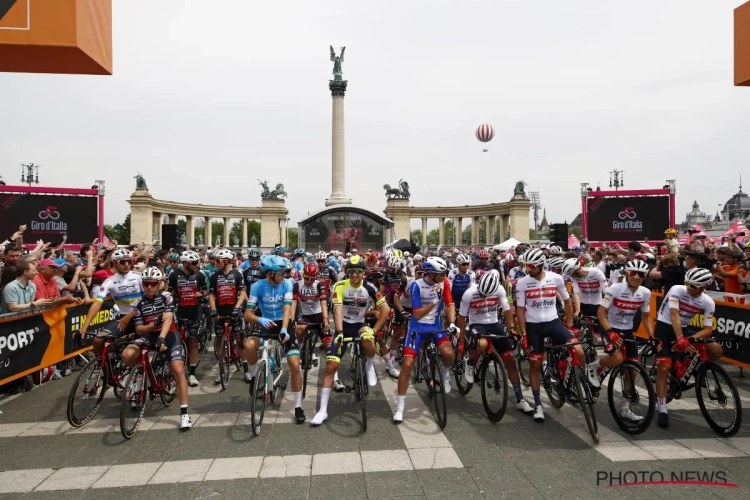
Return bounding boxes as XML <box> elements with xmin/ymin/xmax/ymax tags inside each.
<box><xmin>0</xmin><ymin>0</ymin><xmax>29</xmax><ymax>30</ymax></box>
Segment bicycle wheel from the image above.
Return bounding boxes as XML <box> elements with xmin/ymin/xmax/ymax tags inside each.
<box><xmin>412</xmin><ymin>347</ymin><xmax>424</xmax><ymax>384</ymax></box>
<box><xmin>480</xmin><ymin>351</ymin><xmax>509</xmax><ymax>423</ymax></box>
<box><xmin>219</xmin><ymin>335</ymin><xmax>231</xmax><ymax>390</ymax></box>
<box><xmin>158</xmin><ymin>357</ymin><xmax>177</xmax><ymax>407</ymax></box>
<box><xmin>302</xmin><ymin>333</ymin><xmax>313</xmax><ymax>399</ymax></box>
<box><xmin>572</xmin><ymin>365</ymin><xmax>599</xmax><ymax>443</ymax></box>
<box><xmin>269</xmin><ymin>342</ymin><xmax>283</xmax><ymax>404</ymax></box>
<box><xmin>120</xmin><ymin>363</ymin><xmax>147</xmax><ymax>440</ymax></box>
<box><xmin>250</xmin><ymin>360</ymin><xmax>267</xmax><ymax>436</ymax></box>
<box><xmin>430</xmin><ymin>356</ymin><xmax>448</xmax><ymax>429</ymax></box>
<box><xmin>515</xmin><ymin>344</ymin><xmax>530</xmax><ymax>387</ymax></box>
<box><xmin>452</xmin><ymin>339</ymin><xmax>472</xmax><ymax>396</ymax></box>
<box><xmin>543</xmin><ymin>355</ymin><xmax>565</xmax><ymax>409</ymax></box>
<box><xmin>67</xmin><ymin>357</ymin><xmax>108</xmax><ymax>427</ymax></box>
<box><xmin>607</xmin><ymin>361</ymin><xmax>655</xmax><ymax>435</ymax></box>
<box><xmin>695</xmin><ymin>361</ymin><xmax>743</xmax><ymax>437</ymax></box>
<box><xmin>197</xmin><ymin>327</ymin><xmax>210</xmax><ymax>365</ymax></box>
<box><xmin>358</xmin><ymin>355</ymin><xmax>368</xmax><ymax>432</ymax></box>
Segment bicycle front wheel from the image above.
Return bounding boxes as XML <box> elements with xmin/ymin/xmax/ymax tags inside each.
<box><xmin>358</xmin><ymin>355</ymin><xmax>368</xmax><ymax>432</ymax></box>
<box><xmin>515</xmin><ymin>345</ymin><xmax>530</xmax><ymax>387</ymax></box>
<box><xmin>696</xmin><ymin>361</ymin><xmax>743</xmax><ymax>437</ymax></box>
<box><xmin>572</xmin><ymin>365</ymin><xmax>599</xmax><ymax>443</ymax></box>
<box><xmin>302</xmin><ymin>334</ymin><xmax>314</xmax><ymax>400</ymax></box>
<box><xmin>607</xmin><ymin>361</ymin><xmax>655</xmax><ymax>435</ymax></box>
<box><xmin>430</xmin><ymin>356</ymin><xmax>448</xmax><ymax>429</ymax></box>
<box><xmin>67</xmin><ymin>357</ymin><xmax>108</xmax><ymax>427</ymax></box>
<box><xmin>250</xmin><ymin>360</ymin><xmax>267</xmax><ymax>435</ymax></box>
<box><xmin>480</xmin><ymin>351</ymin><xmax>509</xmax><ymax>423</ymax></box>
<box><xmin>158</xmin><ymin>357</ymin><xmax>177</xmax><ymax>407</ymax></box>
<box><xmin>120</xmin><ymin>363</ymin><xmax>147</xmax><ymax>440</ymax></box>
<box><xmin>219</xmin><ymin>336</ymin><xmax>231</xmax><ymax>390</ymax></box>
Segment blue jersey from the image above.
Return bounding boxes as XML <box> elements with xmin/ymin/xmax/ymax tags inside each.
<box><xmin>247</xmin><ymin>278</ymin><xmax>294</xmax><ymax>321</ymax></box>
<box><xmin>408</xmin><ymin>278</ymin><xmax>454</xmax><ymax>333</ymax></box>
<box><xmin>239</xmin><ymin>260</ymin><xmax>250</xmax><ymax>271</ymax></box>
<box><xmin>447</xmin><ymin>269</ymin><xmax>474</xmax><ymax>304</ymax></box>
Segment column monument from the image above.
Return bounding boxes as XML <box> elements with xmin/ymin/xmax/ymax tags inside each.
<box><xmin>326</xmin><ymin>46</ymin><xmax>352</xmax><ymax>206</ymax></box>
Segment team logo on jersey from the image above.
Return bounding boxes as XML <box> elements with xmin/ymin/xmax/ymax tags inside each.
<box><xmin>612</xmin><ymin>298</ymin><xmax>641</xmax><ymax>310</ymax></box>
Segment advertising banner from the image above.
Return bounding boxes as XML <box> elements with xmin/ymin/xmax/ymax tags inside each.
<box><xmin>586</xmin><ymin>196</ymin><xmax>670</xmax><ymax>242</ymax></box>
<box><xmin>0</xmin><ymin>193</ymin><xmax>98</xmax><ymax>244</ymax></box>
<box><xmin>304</xmin><ymin>210</ymin><xmax>385</xmax><ymax>252</ymax></box>
<box><xmin>0</xmin><ymin>299</ymin><xmax>118</xmax><ymax>385</ymax></box>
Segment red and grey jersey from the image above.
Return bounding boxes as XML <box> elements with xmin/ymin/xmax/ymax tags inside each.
<box><xmin>167</xmin><ymin>268</ymin><xmax>206</xmax><ymax>316</ymax></box>
<box><xmin>657</xmin><ymin>285</ymin><xmax>715</xmax><ymax>327</ymax></box>
<box><xmin>293</xmin><ymin>280</ymin><xmax>327</xmax><ymax>316</ymax></box>
<box><xmin>133</xmin><ymin>291</ymin><xmax>176</xmax><ymax>331</ymax></box>
<box><xmin>570</xmin><ymin>268</ymin><xmax>607</xmax><ymax>306</ymax></box>
<box><xmin>209</xmin><ymin>269</ymin><xmax>245</xmax><ymax>316</ymax></box>
<box><xmin>601</xmin><ymin>282</ymin><xmax>651</xmax><ymax>330</ymax></box>
<box><xmin>458</xmin><ymin>284</ymin><xmax>511</xmax><ymax>325</ymax></box>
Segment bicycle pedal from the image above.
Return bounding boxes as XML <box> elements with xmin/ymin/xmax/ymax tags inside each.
<box><xmin>313</xmin><ymin>360</ymin><xmax>319</xmax><ymax>367</ymax></box>
<box><xmin>280</xmin><ymin>383</ymin><xmax>287</xmax><ymax>390</ymax></box>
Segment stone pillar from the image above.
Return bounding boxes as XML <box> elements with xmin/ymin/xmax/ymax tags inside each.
<box><xmin>205</xmin><ymin>217</ymin><xmax>212</xmax><ymax>247</ymax></box>
<box><xmin>421</xmin><ymin>218</ymin><xmax>428</xmax><ymax>245</ymax></box>
<box><xmin>186</xmin><ymin>215</ymin><xmax>194</xmax><ymax>246</ymax></box>
<box><xmin>503</xmin><ymin>214</ymin><xmax>511</xmax><ymax>240</ymax></box>
<box><xmin>242</xmin><ymin>218</ymin><xmax>248</xmax><ymax>250</ymax></box>
<box><xmin>260</xmin><ymin>199</ymin><xmax>287</xmax><ymax>251</ymax></box>
<box><xmin>127</xmin><ymin>190</ymin><xmax>155</xmax><ymax>245</ymax></box>
<box><xmin>471</xmin><ymin>216</ymin><xmax>479</xmax><ymax>246</ymax></box>
<box><xmin>280</xmin><ymin>219</ymin><xmax>287</xmax><ymax>247</ymax></box>
<box><xmin>508</xmin><ymin>201</ymin><xmax>531</xmax><ymax>242</ymax></box>
<box><xmin>457</xmin><ymin>217</ymin><xmax>463</xmax><ymax>245</ymax></box>
<box><xmin>439</xmin><ymin>218</ymin><xmax>445</xmax><ymax>246</ymax></box>
<box><xmin>326</xmin><ymin>78</ymin><xmax>351</xmax><ymax>206</ymax></box>
<box><xmin>487</xmin><ymin>215</ymin><xmax>496</xmax><ymax>245</ymax></box>
<box><xmin>223</xmin><ymin>217</ymin><xmax>230</xmax><ymax>247</ymax></box>
<box><xmin>385</xmin><ymin>199</ymin><xmax>411</xmax><ymax>241</ymax></box>
<box><xmin>152</xmin><ymin>213</ymin><xmax>161</xmax><ymax>244</ymax></box>
<box><xmin>168</xmin><ymin>214</ymin><xmax>176</xmax><ymax>224</ymax></box>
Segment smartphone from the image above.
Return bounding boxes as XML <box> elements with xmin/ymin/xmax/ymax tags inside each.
<box><xmin>19</xmin><ymin>224</ymin><xmax>27</xmax><ymax>231</ymax></box>
<box><xmin>737</xmin><ymin>232</ymin><xmax>745</xmax><ymax>237</ymax></box>
<box><xmin>698</xmin><ymin>235</ymin><xmax>706</xmax><ymax>240</ymax></box>
<box><xmin>49</xmin><ymin>241</ymin><xmax>61</xmax><ymax>247</ymax></box>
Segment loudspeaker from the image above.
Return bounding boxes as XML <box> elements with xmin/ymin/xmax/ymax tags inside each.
<box><xmin>549</xmin><ymin>223</ymin><xmax>569</xmax><ymax>250</ymax></box>
<box><xmin>162</xmin><ymin>224</ymin><xmax>180</xmax><ymax>249</ymax></box>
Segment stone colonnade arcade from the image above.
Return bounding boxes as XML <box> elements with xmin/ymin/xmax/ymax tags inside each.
<box><xmin>128</xmin><ymin>188</ymin><xmax>288</xmax><ymax>251</ymax></box>
<box><xmin>384</xmin><ymin>194</ymin><xmax>531</xmax><ymax>246</ymax></box>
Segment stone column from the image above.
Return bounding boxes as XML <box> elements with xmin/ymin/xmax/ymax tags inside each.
<box><xmin>385</xmin><ymin>199</ymin><xmax>411</xmax><ymax>241</ymax></box>
<box><xmin>487</xmin><ymin>215</ymin><xmax>496</xmax><ymax>245</ymax></box>
<box><xmin>326</xmin><ymin>78</ymin><xmax>351</xmax><ymax>206</ymax></box>
<box><xmin>127</xmin><ymin>190</ymin><xmax>155</xmax><ymax>244</ymax></box>
<box><xmin>503</xmin><ymin>215</ymin><xmax>511</xmax><ymax>240</ymax></box>
<box><xmin>223</xmin><ymin>217</ymin><xmax>230</xmax><ymax>247</ymax></box>
<box><xmin>471</xmin><ymin>216</ymin><xmax>479</xmax><ymax>246</ymax></box>
<box><xmin>421</xmin><ymin>218</ymin><xmax>428</xmax><ymax>245</ymax></box>
<box><xmin>508</xmin><ymin>201</ymin><xmax>531</xmax><ymax>242</ymax></box>
<box><xmin>186</xmin><ymin>215</ymin><xmax>194</xmax><ymax>246</ymax></box>
<box><xmin>457</xmin><ymin>217</ymin><xmax>463</xmax><ymax>245</ymax></box>
<box><xmin>242</xmin><ymin>218</ymin><xmax>248</xmax><ymax>250</ymax></box>
<box><xmin>152</xmin><ymin>213</ymin><xmax>161</xmax><ymax>244</ymax></box>
<box><xmin>280</xmin><ymin>219</ymin><xmax>287</xmax><ymax>247</ymax></box>
<box><xmin>168</xmin><ymin>214</ymin><xmax>176</xmax><ymax>224</ymax></box>
<box><xmin>205</xmin><ymin>217</ymin><xmax>212</xmax><ymax>247</ymax></box>
<box><xmin>439</xmin><ymin>218</ymin><xmax>445</xmax><ymax>246</ymax></box>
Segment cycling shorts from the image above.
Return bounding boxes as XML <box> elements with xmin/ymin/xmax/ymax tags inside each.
<box><xmin>403</xmin><ymin>327</ymin><xmax>449</xmax><ymax>360</ymax></box>
<box><xmin>654</xmin><ymin>320</ymin><xmax>677</xmax><ymax>362</ymax></box>
<box><xmin>526</xmin><ymin>320</ymin><xmax>574</xmax><ymax>357</ymax></box>
<box><xmin>133</xmin><ymin>330</ymin><xmax>185</xmax><ymax>364</ymax></box>
<box><xmin>467</xmin><ymin>322</ymin><xmax>512</xmax><ymax>354</ymax></box>
<box><xmin>609</xmin><ymin>327</ymin><xmax>637</xmax><ymax>359</ymax></box>
<box><xmin>326</xmin><ymin>322</ymin><xmax>372</xmax><ymax>363</ymax></box>
<box><xmin>251</xmin><ymin>323</ymin><xmax>300</xmax><ymax>358</ymax></box>
<box><xmin>176</xmin><ymin>311</ymin><xmax>202</xmax><ymax>339</ymax></box>
<box><xmin>580</xmin><ymin>303</ymin><xmax>605</xmax><ymax>336</ymax></box>
<box><xmin>299</xmin><ymin>313</ymin><xmax>329</xmax><ymax>343</ymax></box>
<box><xmin>214</xmin><ymin>316</ymin><xmax>244</xmax><ymax>337</ymax></box>
<box><xmin>392</xmin><ymin>307</ymin><xmax>413</xmax><ymax>327</ymax></box>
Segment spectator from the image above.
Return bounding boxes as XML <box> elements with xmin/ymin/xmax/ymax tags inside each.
<box><xmin>715</xmin><ymin>249</ymin><xmax>743</xmax><ymax>295</ymax></box>
<box><xmin>0</xmin><ymin>260</ymin><xmax>52</xmax><ymax>314</ymax></box>
<box><xmin>592</xmin><ymin>250</ymin><xmax>606</xmax><ymax>274</ymax></box>
<box><xmin>649</xmin><ymin>253</ymin><xmax>685</xmax><ymax>295</ymax></box>
<box><xmin>32</xmin><ymin>259</ymin><xmax>75</xmax><ymax>305</ymax></box>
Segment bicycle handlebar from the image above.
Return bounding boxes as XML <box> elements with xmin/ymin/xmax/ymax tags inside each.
<box><xmin>546</xmin><ymin>340</ymin><xmax>587</xmax><ymax>351</ymax></box>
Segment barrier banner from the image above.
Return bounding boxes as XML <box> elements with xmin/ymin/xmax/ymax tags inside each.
<box><xmin>0</xmin><ymin>299</ymin><xmax>118</xmax><ymax>385</ymax></box>
<box><xmin>637</xmin><ymin>292</ymin><xmax>750</xmax><ymax>368</ymax></box>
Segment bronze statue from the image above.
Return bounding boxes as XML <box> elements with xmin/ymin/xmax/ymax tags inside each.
<box><xmin>514</xmin><ymin>180</ymin><xmax>526</xmax><ymax>195</ymax></box>
<box><xmin>134</xmin><ymin>172</ymin><xmax>148</xmax><ymax>190</ymax></box>
<box><xmin>259</xmin><ymin>179</ymin><xmax>287</xmax><ymax>199</ymax></box>
<box><xmin>330</xmin><ymin>46</ymin><xmax>345</xmax><ymax>80</ymax></box>
<box><xmin>383</xmin><ymin>179</ymin><xmax>410</xmax><ymax>200</ymax></box>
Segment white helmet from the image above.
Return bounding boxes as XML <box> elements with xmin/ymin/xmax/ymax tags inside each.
<box><xmin>180</xmin><ymin>250</ymin><xmax>200</xmax><ymax>263</ymax></box>
<box><xmin>315</xmin><ymin>251</ymin><xmax>327</xmax><ymax>260</ymax></box>
<box><xmin>624</xmin><ymin>259</ymin><xmax>649</xmax><ymax>273</ymax></box>
<box><xmin>547</xmin><ymin>257</ymin><xmax>565</xmax><ymax>269</ymax></box>
<box><xmin>560</xmin><ymin>257</ymin><xmax>581</xmax><ymax>277</ymax></box>
<box><xmin>523</xmin><ymin>249</ymin><xmax>546</xmax><ymax>266</ymax></box>
<box><xmin>549</xmin><ymin>245</ymin><xmax>563</xmax><ymax>255</ymax></box>
<box><xmin>414</xmin><ymin>253</ymin><xmax>423</xmax><ymax>261</ymax></box>
<box><xmin>112</xmin><ymin>248</ymin><xmax>132</xmax><ymax>261</ymax></box>
<box><xmin>456</xmin><ymin>254</ymin><xmax>471</xmax><ymax>265</ymax></box>
<box><xmin>423</xmin><ymin>256</ymin><xmax>448</xmax><ymax>274</ymax></box>
<box><xmin>478</xmin><ymin>269</ymin><xmax>501</xmax><ymax>297</ymax></box>
<box><xmin>387</xmin><ymin>255</ymin><xmax>401</xmax><ymax>269</ymax></box>
<box><xmin>141</xmin><ymin>266</ymin><xmax>163</xmax><ymax>280</ymax></box>
<box><xmin>685</xmin><ymin>267</ymin><xmax>713</xmax><ymax>288</ymax></box>
<box><xmin>404</xmin><ymin>251</ymin><xmax>410</xmax><ymax>257</ymax></box>
<box><xmin>214</xmin><ymin>249</ymin><xmax>234</xmax><ymax>260</ymax></box>
<box><xmin>505</xmin><ymin>253</ymin><xmax>515</xmax><ymax>263</ymax></box>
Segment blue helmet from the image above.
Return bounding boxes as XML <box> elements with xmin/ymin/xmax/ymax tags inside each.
<box><xmin>294</xmin><ymin>248</ymin><xmax>306</xmax><ymax>256</ymax></box>
<box><xmin>262</xmin><ymin>255</ymin><xmax>289</xmax><ymax>273</ymax></box>
<box><xmin>274</xmin><ymin>245</ymin><xmax>286</xmax><ymax>254</ymax></box>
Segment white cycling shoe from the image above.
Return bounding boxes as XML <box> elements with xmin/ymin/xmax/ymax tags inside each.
<box><xmin>533</xmin><ymin>405</ymin><xmax>545</xmax><ymax>422</ymax></box>
<box><xmin>587</xmin><ymin>365</ymin><xmax>601</xmax><ymax>388</ymax></box>
<box><xmin>618</xmin><ymin>406</ymin><xmax>644</xmax><ymax>422</ymax></box>
<box><xmin>386</xmin><ymin>366</ymin><xmax>401</xmax><ymax>378</ymax></box>
<box><xmin>464</xmin><ymin>362</ymin><xmax>474</xmax><ymax>384</ymax></box>
<box><xmin>392</xmin><ymin>408</ymin><xmax>404</xmax><ymax>423</ymax></box>
<box><xmin>333</xmin><ymin>379</ymin><xmax>345</xmax><ymax>392</ymax></box>
<box><xmin>180</xmin><ymin>414</ymin><xmax>192</xmax><ymax>430</ymax></box>
<box><xmin>443</xmin><ymin>373</ymin><xmax>452</xmax><ymax>394</ymax></box>
<box><xmin>366</xmin><ymin>364</ymin><xmax>378</xmax><ymax>387</ymax></box>
<box><xmin>187</xmin><ymin>375</ymin><xmax>199</xmax><ymax>387</ymax></box>
<box><xmin>516</xmin><ymin>399</ymin><xmax>535</xmax><ymax>414</ymax></box>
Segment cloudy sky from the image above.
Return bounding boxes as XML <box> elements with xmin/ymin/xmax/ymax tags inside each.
<box><xmin>1</xmin><ymin>0</ymin><xmax>748</xmax><ymax>232</ymax></box>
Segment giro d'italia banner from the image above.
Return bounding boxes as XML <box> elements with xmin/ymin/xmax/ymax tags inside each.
<box><xmin>0</xmin><ymin>193</ymin><xmax>98</xmax><ymax>244</ymax></box>
<box><xmin>586</xmin><ymin>196</ymin><xmax>670</xmax><ymax>242</ymax></box>
<box><xmin>636</xmin><ymin>293</ymin><xmax>750</xmax><ymax>368</ymax></box>
<box><xmin>0</xmin><ymin>299</ymin><xmax>118</xmax><ymax>385</ymax></box>
<box><xmin>304</xmin><ymin>210</ymin><xmax>385</xmax><ymax>252</ymax></box>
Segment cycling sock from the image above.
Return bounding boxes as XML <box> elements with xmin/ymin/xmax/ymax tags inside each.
<box><xmin>366</xmin><ymin>357</ymin><xmax>374</xmax><ymax>372</ymax></box>
<box><xmin>390</xmin><ymin>349</ymin><xmax>397</xmax><ymax>359</ymax></box>
<box><xmin>189</xmin><ymin>365</ymin><xmax>196</xmax><ymax>376</ymax></box>
<box><xmin>589</xmin><ymin>359</ymin><xmax>601</xmax><ymax>372</ymax></box>
<box><xmin>319</xmin><ymin>388</ymin><xmax>332</xmax><ymax>413</ymax></box>
<box><xmin>396</xmin><ymin>395</ymin><xmax>405</xmax><ymax>411</ymax></box>
<box><xmin>180</xmin><ymin>405</ymin><xmax>188</xmax><ymax>416</ymax></box>
<box><xmin>658</xmin><ymin>397</ymin><xmax>667</xmax><ymax>413</ymax></box>
<box><xmin>243</xmin><ymin>361</ymin><xmax>249</xmax><ymax>373</ymax></box>
<box><xmin>512</xmin><ymin>383</ymin><xmax>523</xmax><ymax>403</ymax></box>
<box><xmin>334</xmin><ymin>371</ymin><xmax>340</xmax><ymax>382</ymax></box>
<box><xmin>532</xmin><ymin>390</ymin><xmax>542</xmax><ymax>407</ymax></box>
<box><xmin>442</xmin><ymin>365</ymin><xmax>450</xmax><ymax>380</ymax></box>
<box><xmin>293</xmin><ymin>391</ymin><xmax>302</xmax><ymax>408</ymax></box>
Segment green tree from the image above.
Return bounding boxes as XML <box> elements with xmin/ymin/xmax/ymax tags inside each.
<box><xmin>104</xmin><ymin>213</ymin><xmax>131</xmax><ymax>245</ymax></box>
<box><xmin>287</xmin><ymin>228</ymin><xmax>299</xmax><ymax>249</ymax></box>
<box><xmin>410</xmin><ymin>229</ymin><xmax>423</xmax><ymax>244</ymax></box>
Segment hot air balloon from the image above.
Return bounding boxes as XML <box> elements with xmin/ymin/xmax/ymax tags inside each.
<box><xmin>476</xmin><ymin>123</ymin><xmax>494</xmax><ymax>152</ymax></box>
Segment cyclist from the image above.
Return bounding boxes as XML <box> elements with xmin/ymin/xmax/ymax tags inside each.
<box><xmin>292</xmin><ymin>263</ymin><xmax>330</xmax><ymax>361</ymax></box>
<box><xmin>597</xmin><ymin>259</ymin><xmax>654</xmax><ymax>422</ymax></box>
<box><xmin>208</xmin><ymin>249</ymin><xmax>248</xmax><ymax>384</ymax></box>
<box><xmin>242</xmin><ymin>248</ymin><xmax>264</xmax><ymax>291</ymax></box>
<box><xmin>310</xmin><ymin>255</ymin><xmax>390</xmax><ymax>426</ymax></box>
<box><xmin>126</xmin><ymin>267</ymin><xmax>191</xmax><ymax>430</ymax></box>
<box><xmin>457</xmin><ymin>270</ymin><xmax>535</xmax><ymax>414</ymax></box>
<box><xmin>244</xmin><ymin>256</ymin><xmax>306</xmax><ymax>423</ymax></box>
<box><xmin>167</xmin><ymin>250</ymin><xmax>207</xmax><ymax>387</ymax></box>
<box><xmin>393</xmin><ymin>256</ymin><xmax>457</xmax><ymax>423</ymax></box>
<box><xmin>448</xmin><ymin>253</ymin><xmax>475</xmax><ymax>355</ymax></box>
<box><xmin>515</xmin><ymin>249</ymin><xmax>585</xmax><ymax>422</ymax></box>
<box><xmin>383</xmin><ymin>255</ymin><xmax>407</xmax><ymax>377</ymax></box>
<box><xmin>166</xmin><ymin>253</ymin><xmax>180</xmax><ymax>276</ymax></box>
<box><xmin>653</xmin><ymin>267</ymin><xmax>721</xmax><ymax>428</ymax></box>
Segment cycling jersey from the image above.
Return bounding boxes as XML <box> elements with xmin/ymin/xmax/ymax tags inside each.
<box><xmin>293</xmin><ymin>280</ymin><xmax>326</xmax><ymax>316</ymax></box>
<box><xmin>132</xmin><ymin>291</ymin><xmax>176</xmax><ymax>332</ymax></box>
<box><xmin>656</xmin><ymin>285</ymin><xmax>715</xmax><ymax>328</ymax></box>
<box><xmin>409</xmin><ymin>278</ymin><xmax>454</xmax><ymax>333</ymax></box>
<box><xmin>242</xmin><ymin>265</ymin><xmax>264</xmax><ymax>292</ymax></box>
<box><xmin>458</xmin><ymin>284</ymin><xmax>510</xmax><ymax>325</ymax></box>
<box><xmin>448</xmin><ymin>269</ymin><xmax>475</xmax><ymax>304</ymax></box>
<box><xmin>570</xmin><ymin>268</ymin><xmax>607</xmax><ymax>305</ymax></box>
<box><xmin>209</xmin><ymin>269</ymin><xmax>245</xmax><ymax>317</ymax></box>
<box><xmin>395</xmin><ymin>277</ymin><xmax>415</xmax><ymax>309</ymax></box>
<box><xmin>507</xmin><ymin>266</ymin><xmax>526</xmax><ymax>281</ymax></box>
<box><xmin>247</xmin><ymin>278</ymin><xmax>293</xmax><ymax>322</ymax></box>
<box><xmin>600</xmin><ymin>282</ymin><xmax>651</xmax><ymax>330</ymax></box>
<box><xmin>332</xmin><ymin>279</ymin><xmax>384</xmax><ymax>324</ymax></box>
<box><xmin>167</xmin><ymin>268</ymin><xmax>206</xmax><ymax>316</ymax></box>
<box><xmin>95</xmin><ymin>271</ymin><xmax>144</xmax><ymax>315</ymax></box>
<box><xmin>516</xmin><ymin>272</ymin><xmax>569</xmax><ymax>323</ymax></box>
<box><xmin>385</xmin><ymin>269</ymin><xmax>406</xmax><ymax>304</ymax></box>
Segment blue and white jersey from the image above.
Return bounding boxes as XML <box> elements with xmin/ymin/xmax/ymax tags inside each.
<box><xmin>247</xmin><ymin>278</ymin><xmax>294</xmax><ymax>322</ymax></box>
<box><xmin>447</xmin><ymin>269</ymin><xmax>475</xmax><ymax>305</ymax></box>
<box><xmin>409</xmin><ymin>278</ymin><xmax>454</xmax><ymax>333</ymax></box>
<box><xmin>95</xmin><ymin>271</ymin><xmax>144</xmax><ymax>315</ymax></box>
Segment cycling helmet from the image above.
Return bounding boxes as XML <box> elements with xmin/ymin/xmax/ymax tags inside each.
<box><xmin>365</xmin><ymin>268</ymin><xmax>385</xmax><ymax>282</ymax></box>
<box><xmin>423</xmin><ymin>256</ymin><xmax>448</xmax><ymax>274</ymax></box>
<box><xmin>141</xmin><ymin>267</ymin><xmax>163</xmax><ymax>280</ymax></box>
<box><xmin>263</xmin><ymin>255</ymin><xmax>289</xmax><ymax>273</ymax></box>
<box><xmin>387</xmin><ymin>255</ymin><xmax>401</xmax><ymax>269</ymax></box>
<box><xmin>560</xmin><ymin>257</ymin><xmax>581</xmax><ymax>276</ymax></box>
<box><xmin>404</xmin><ymin>251</ymin><xmax>410</xmax><ymax>257</ymax></box>
<box><xmin>282</xmin><ymin>257</ymin><xmax>292</xmax><ymax>270</ymax></box>
<box><xmin>414</xmin><ymin>264</ymin><xmax>424</xmax><ymax>273</ymax></box>
<box><xmin>168</xmin><ymin>252</ymin><xmax>180</xmax><ymax>262</ymax></box>
<box><xmin>547</xmin><ymin>257</ymin><xmax>565</xmax><ymax>269</ymax></box>
<box><xmin>180</xmin><ymin>250</ymin><xmax>200</xmax><ymax>263</ymax></box>
<box><xmin>303</xmin><ymin>263</ymin><xmax>319</xmax><ymax>278</ymax></box>
<box><xmin>478</xmin><ymin>270</ymin><xmax>501</xmax><ymax>297</ymax></box>
<box><xmin>549</xmin><ymin>245</ymin><xmax>563</xmax><ymax>255</ymax></box>
<box><xmin>392</xmin><ymin>249</ymin><xmax>403</xmax><ymax>259</ymax></box>
<box><xmin>414</xmin><ymin>253</ymin><xmax>423</xmax><ymax>261</ymax></box>
<box><xmin>685</xmin><ymin>267</ymin><xmax>713</xmax><ymax>288</ymax></box>
<box><xmin>214</xmin><ymin>249</ymin><xmax>234</xmax><ymax>260</ymax></box>
<box><xmin>478</xmin><ymin>249</ymin><xmax>490</xmax><ymax>259</ymax></box>
<box><xmin>294</xmin><ymin>248</ymin><xmax>306</xmax><ymax>257</ymax></box>
<box><xmin>664</xmin><ymin>228</ymin><xmax>678</xmax><ymax>236</ymax></box>
<box><xmin>456</xmin><ymin>254</ymin><xmax>471</xmax><ymax>265</ymax></box>
<box><xmin>505</xmin><ymin>253</ymin><xmax>515</xmax><ymax>263</ymax></box>
<box><xmin>111</xmin><ymin>248</ymin><xmax>132</xmax><ymax>261</ymax></box>
<box><xmin>248</xmin><ymin>248</ymin><xmax>261</xmax><ymax>259</ymax></box>
<box><xmin>315</xmin><ymin>251</ymin><xmax>327</xmax><ymax>260</ymax></box>
<box><xmin>523</xmin><ymin>249</ymin><xmax>546</xmax><ymax>266</ymax></box>
<box><xmin>624</xmin><ymin>260</ymin><xmax>649</xmax><ymax>273</ymax></box>
<box><xmin>274</xmin><ymin>245</ymin><xmax>286</xmax><ymax>254</ymax></box>
<box><xmin>345</xmin><ymin>255</ymin><xmax>365</xmax><ymax>270</ymax></box>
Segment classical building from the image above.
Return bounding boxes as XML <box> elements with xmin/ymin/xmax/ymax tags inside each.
<box><xmin>677</xmin><ymin>184</ymin><xmax>750</xmax><ymax>238</ymax></box>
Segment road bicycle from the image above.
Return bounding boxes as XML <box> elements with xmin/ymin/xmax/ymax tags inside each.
<box><xmin>509</xmin><ymin>330</ymin><xmax>531</xmax><ymax>387</ymax></box>
<box><xmin>216</xmin><ymin>316</ymin><xmax>244</xmax><ymax>390</ymax></box>
<box><xmin>67</xmin><ymin>331</ymin><xmax>128</xmax><ymax>427</ymax></box>
<box><xmin>542</xmin><ymin>338</ymin><xmax>599</xmax><ymax>443</ymax></box>
<box><xmin>641</xmin><ymin>337</ymin><xmax>743</xmax><ymax>437</ymax></box>
<box><xmin>176</xmin><ymin>317</ymin><xmax>211</xmax><ymax>367</ymax></box>
<box><xmin>458</xmin><ymin>325</ymin><xmax>510</xmax><ymax>423</ymax></box>
<box><xmin>412</xmin><ymin>330</ymin><xmax>451</xmax><ymax>429</ymax></box>
<box><xmin>335</xmin><ymin>332</ymin><xmax>370</xmax><ymax>432</ymax></box>
<box><xmin>576</xmin><ymin>315</ymin><xmax>604</xmax><ymax>363</ymax></box>
<box><xmin>249</xmin><ymin>334</ymin><xmax>285</xmax><ymax>436</ymax></box>
<box><xmin>119</xmin><ymin>340</ymin><xmax>178</xmax><ymax>439</ymax></box>
<box><xmin>296</xmin><ymin>319</ymin><xmax>323</xmax><ymax>399</ymax></box>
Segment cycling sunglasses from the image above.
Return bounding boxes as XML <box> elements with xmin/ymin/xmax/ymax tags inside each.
<box><xmin>348</xmin><ymin>268</ymin><xmax>364</xmax><ymax>275</ymax></box>
<box><xmin>143</xmin><ymin>281</ymin><xmax>160</xmax><ymax>288</ymax></box>
<box><xmin>117</xmin><ymin>260</ymin><xmax>132</xmax><ymax>266</ymax></box>
<box><xmin>525</xmin><ymin>264</ymin><xmax>541</xmax><ymax>272</ymax></box>
<box><xmin>627</xmin><ymin>271</ymin><xmax>646</xmax><ymax>279</ymax></box>
<box><xmin>685</xmin><ymin>282</ymin><xmax>704</xmax><ymax>291</ymax></box>
<box><xmin>459</xmin><ymin>263</ymin><xmax>469</xmax><ymax>266</ymax></box>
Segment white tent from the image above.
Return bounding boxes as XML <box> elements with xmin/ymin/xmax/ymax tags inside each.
<box><xmin>493</xmin><ymin>237</ymin><xmax>521</xmax><ymax>251</ymax></box>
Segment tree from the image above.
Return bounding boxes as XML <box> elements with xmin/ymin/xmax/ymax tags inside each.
<box><xmin>104</xmin><ymin>213</ymin><xmax>131</xmax><ymax>244</ymax></box>
<box><xmin>287</xmin><ymin>228</ymin><xmax>298</xmax><ymax>249</ymax></box>
<box><xmin>410</xmin><ymin>229</ymin><xmax>423</xmax><ymax>245</ymax></box>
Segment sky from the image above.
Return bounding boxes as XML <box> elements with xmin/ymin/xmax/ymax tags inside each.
<box><xmin>1</xmin><ymin>0</ymin><xmax>749</xmax><ymax>233</ymax></box>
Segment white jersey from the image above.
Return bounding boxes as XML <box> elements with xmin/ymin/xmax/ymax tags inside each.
<box><xmin>656</xmin><ymin>285</ymin><xmax>715</xmax><ymax>328</ymax></box>
<box><xmin>458</xmin><ymin>284</ymin><xmax>511</xmax><ymax>325</ymax></box>
<box><xmin>516</xmin><ymin>272</ymin><xmax>570</xmax><ymax>323</ymax></box>
<box><xmin>601</xmin><ymin>282</ymin><xmax>651</xmax><ymax>330</ymax></box>
<box><xmin>570</xmin><ymin>268</ymin><xmax>607</xmax><ymax>306</ymax></box>
<box><xmin>595</xmin><ymin>261</ymin><xmax>607</xmax><ymax>275</ymax></box>
<box><xmin>94</xmin><ymin>271</ymin><xmax>144</xmax><ymax>315</ymax></box>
